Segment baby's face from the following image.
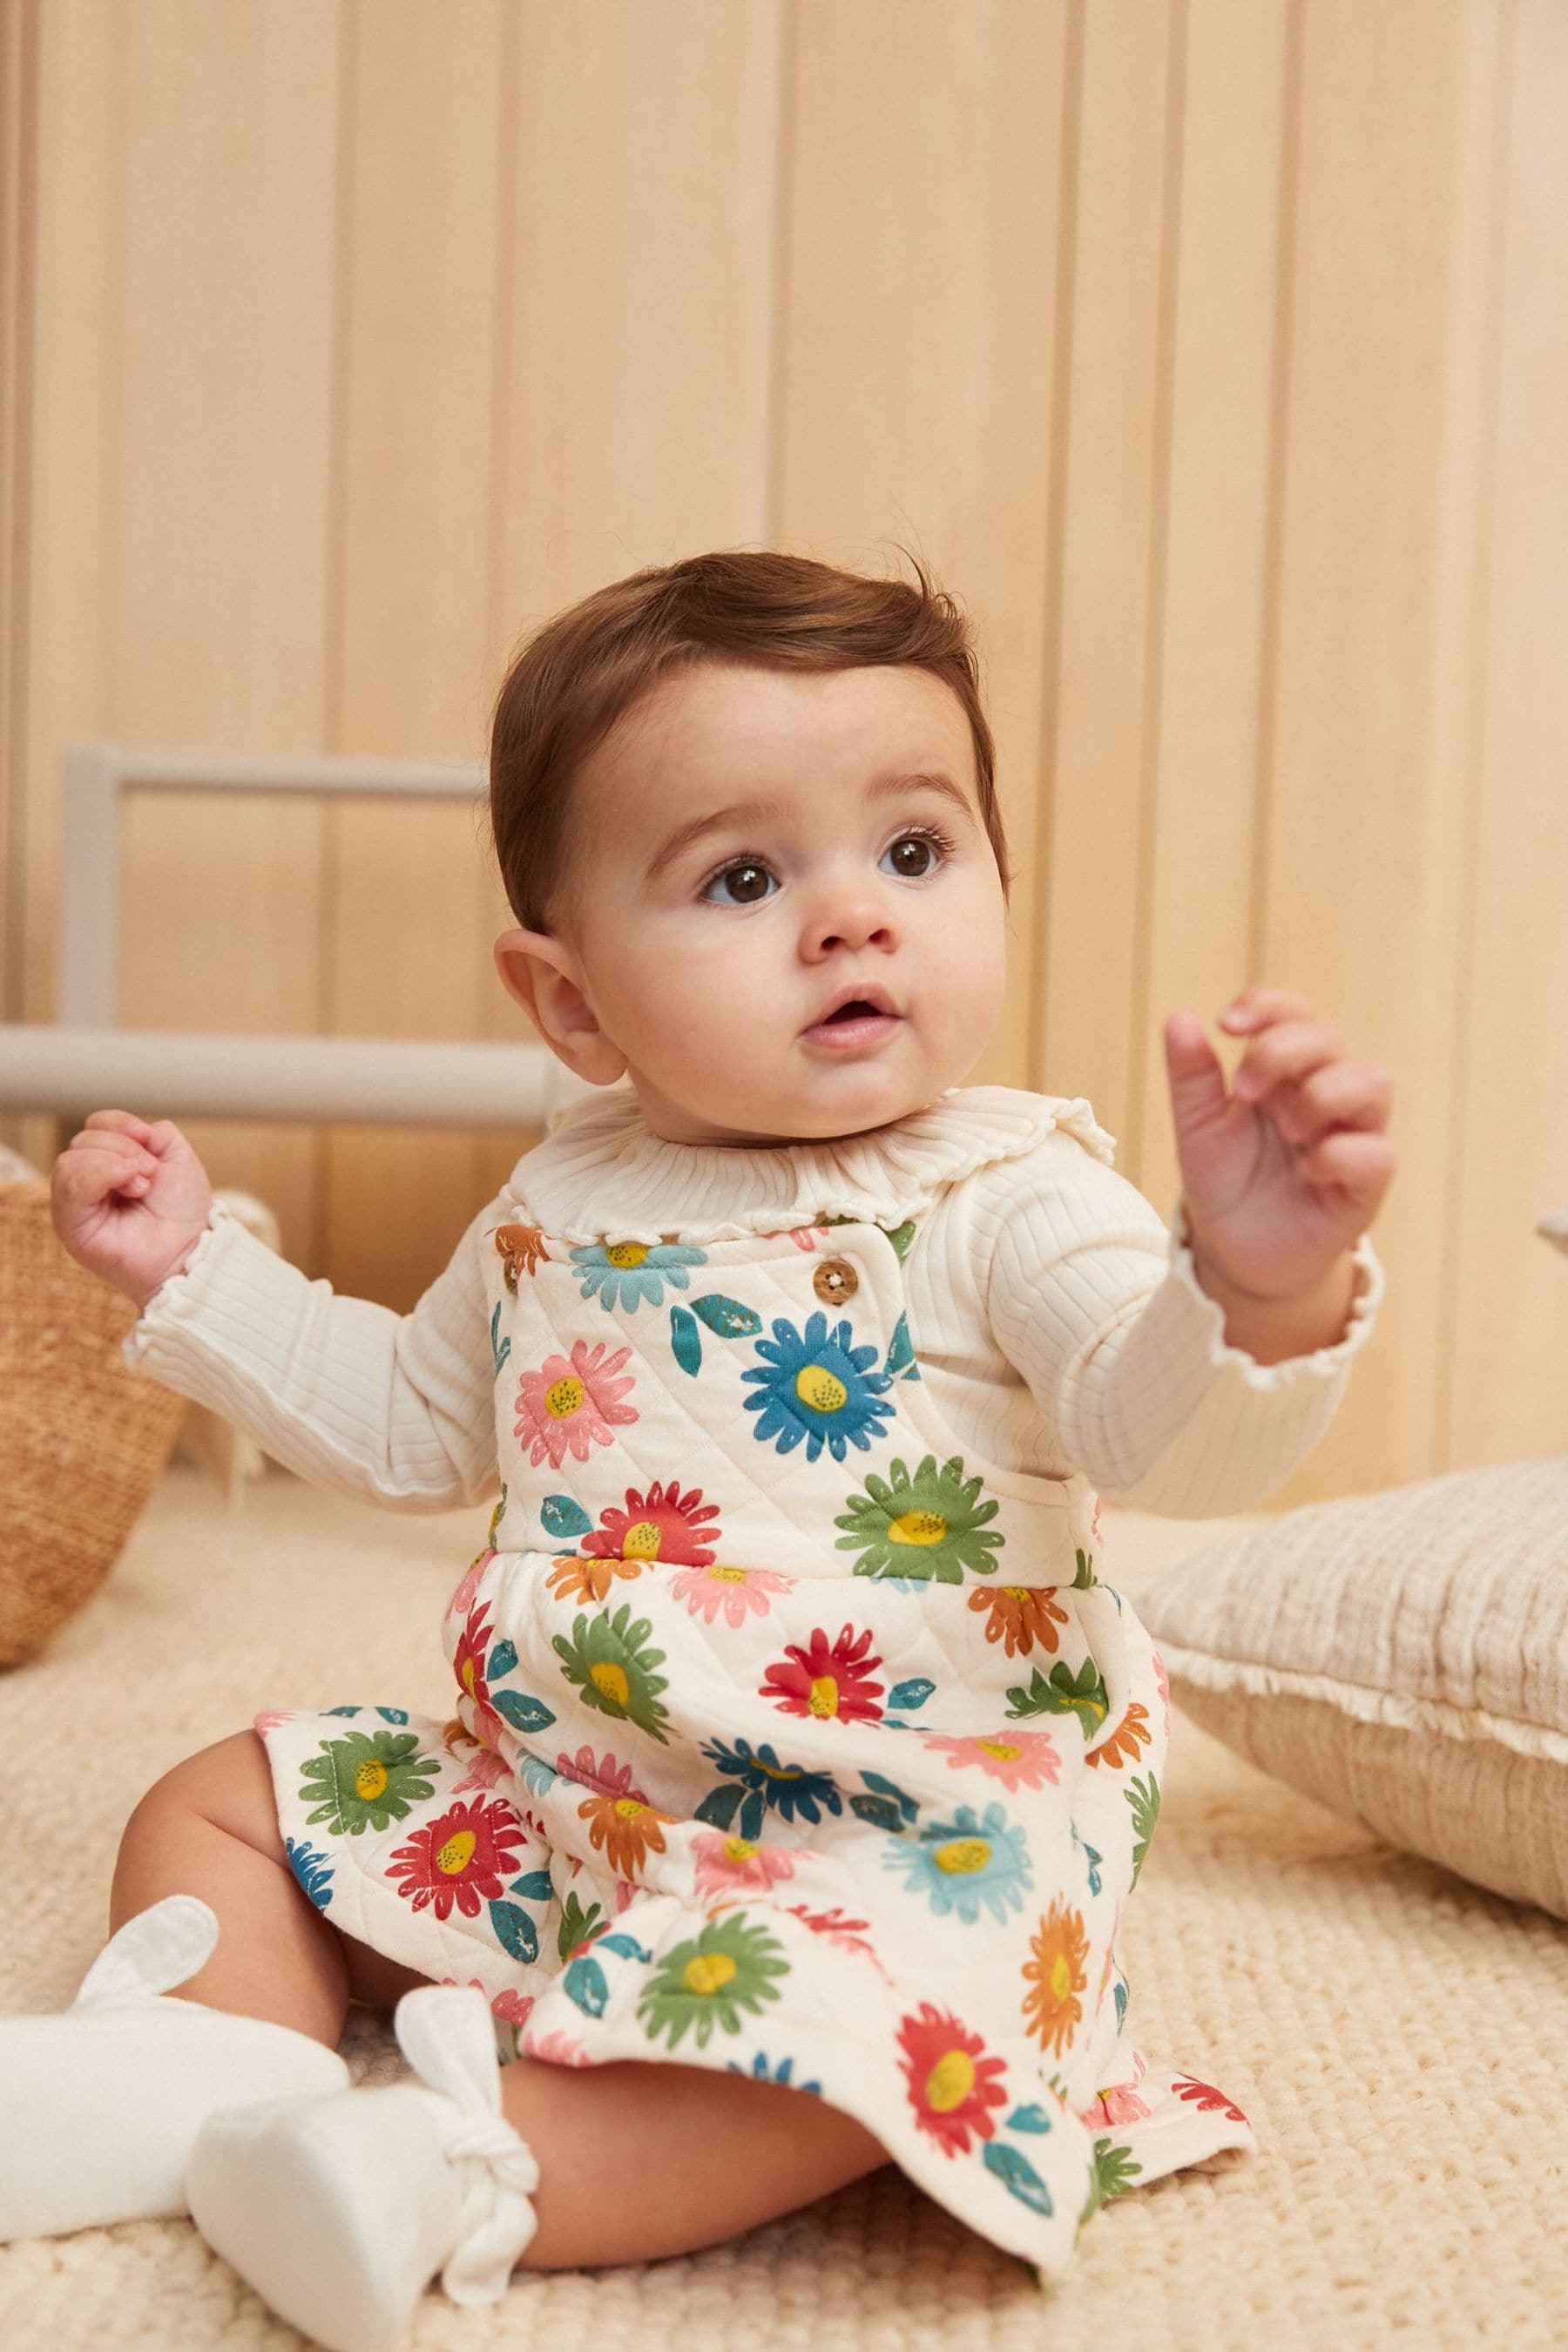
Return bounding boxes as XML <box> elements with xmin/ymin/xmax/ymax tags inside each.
<box><xmin>497</xmin><ymin>662</ymin><xmax>1009</xmax><ymax>1145</ymax></box>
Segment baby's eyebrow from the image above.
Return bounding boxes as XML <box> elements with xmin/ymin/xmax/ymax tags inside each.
<box><xmin>644</xmin><ymin>770</ymin><xmax>974</xmax><ymax>883</ymax></box>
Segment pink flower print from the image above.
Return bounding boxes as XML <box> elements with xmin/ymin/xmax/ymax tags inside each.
<box><xmin>524</xmin><ymin>2027</ymin><xmax>592</xmax><ymax>2068</ymax></box>
<box><xmin>447</xmin><ymin>1548</ymin><xmax>494</xmax><ymax>1621</ymax></box>
<box><xmin>787</xmin><ymin>1226</ymin><xmax>817</xmax><ymax>1252</ymax></box>
<box><xmin>1091</xmin><ymin>1491</ymin><xmax>1104</xmax><ymax>1544</ymax></box>
<box><xmin>253</xmin><ymin>1710</ymin><xmax>297</xmax><ymax>1737</ymax></box>
<box><xmin>450</xmin><ymin>1745</ymin><xmax>513</xmax><ymax>1795</ymax></box>
<box><xmin>918</xmin><ymin>1728</ymin><xmax>1062</xmax><ymax>1792</ymax></box>
<box><xmin>555</xmin><ymin>1745</ymin><xmax>644</xmax><ymax>1801</ymax></box>
<box><xmin>513</xmin><ymin>1339</ymin><xmax>636</xmax><ymax>1470</ymax></box>
<box><xmin>1078</xmin><ymin>2081</ymin><xmax>1152</xmax><ymax>2131</ymax></box>
<box><xmin>668</xmin><ymin>1560</ymin><xmax>796</xmax><ymax>1630</ymax></box>
<box><xmin>615</xmin><ymin>1878</ymin><xmax>638</xmax><ymax>1915</ymax></box>
<box><xmin>1152</xmin><ymin>1646</ymin><xmax>1171</xmax><ymax>1733</ymax></box>
<box><xmin>692</xmin><ymin>1828</ymin><xmax>801</xmax><ymax>1905</ymax></box>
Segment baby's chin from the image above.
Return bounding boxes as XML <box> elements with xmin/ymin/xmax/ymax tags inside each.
<box><xmin>627</xmin><ymin>1043</ymin><xmax>969</xmax><ymax>1146</ymax></box>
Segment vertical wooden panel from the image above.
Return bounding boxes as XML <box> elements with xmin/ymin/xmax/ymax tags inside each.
<box><xmin>112</xmin><ymin>0</ymin><xmax>345</xmax><ymax>1268</ymax></box>
<box><xmin>1447</xmin><ymin>0</ymin><xmax>1568</xmax><ymax>1466</ymax></box>
<box><xmin>321</xmin><ymin>0</ymin><xmax>516</xmax><ymax>1310</ymax></box>
<box><xmin>1258</xmin><ymin>0</ymin><xmax>1505</xmax><ymax>1504</ymax></box>
<box><xmin>0</xmin><ymin>0</ymin><xmax>38</xmax><ymax>1104</ymax></box>
<box><xmin>1132</xmin><ymin>0</ymin><xmax>1292</xmax><ymax>1217</ymax></box>
<box><xmin>1036</xmin><ymin>2</ymin><xmax>1175</xmax><ymax>1152</ymax></box>
<box><xmin>774</xmin><ymin>0</ymin><xmax>1071</xmax><ymax>1090</ymax></box>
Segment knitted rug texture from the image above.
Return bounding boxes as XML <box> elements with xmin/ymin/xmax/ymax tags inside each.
<box><xmin>1</xmin><ymin>1467</ymin><xmax>1563</xmax><ymax>2352</ymax></box>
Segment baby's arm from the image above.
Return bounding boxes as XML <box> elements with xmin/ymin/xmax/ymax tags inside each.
<box><xmin>51</xmin><ymin>1109</ymin><xmax>500</xmax><ymax>1511</ymax></box>
<box><xmin>975</xmin><ymin>1130</ymin><xmax>1382</xmax><ymax>1517</ymax></box>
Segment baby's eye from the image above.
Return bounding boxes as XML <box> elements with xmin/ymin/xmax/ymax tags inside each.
<box><xmin>880</xmin><ymin>829</ymin><xmax>945</xmax><ymax>880</ymax></box>
<box><xmin>701</xmin><ymin>859</ymin><xmax>778</xmax><ymax>907</ymax></box>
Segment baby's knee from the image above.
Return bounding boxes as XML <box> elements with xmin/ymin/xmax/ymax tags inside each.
<box><xmin>119</xmin><ymin>1729</ymin><xmax>283</xmax><ymax>1859</ymax></box>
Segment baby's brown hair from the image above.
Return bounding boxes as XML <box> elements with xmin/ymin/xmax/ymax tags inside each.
<box><xmin>487</xmin><ymin>548</ymin><xmax>1010</xmax><ymax>933</ymax></box>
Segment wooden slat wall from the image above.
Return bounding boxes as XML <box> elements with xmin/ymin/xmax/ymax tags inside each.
<box><xmin>5</xmin><ymin>0</ymin><xmax>1564</xmax><ymax>1504</ymax></box>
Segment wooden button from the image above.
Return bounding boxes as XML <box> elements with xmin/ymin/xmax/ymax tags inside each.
<box><xmin>814</xmin><ymin>1255</ymin><xmax>859</xmax><ymax>1305</ymax></box>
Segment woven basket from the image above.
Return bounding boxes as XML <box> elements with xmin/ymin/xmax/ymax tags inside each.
<box><xmin>0</xmin><ymin>1179</ymin><xmax>188</xmax><ymax>1665</ymax></box>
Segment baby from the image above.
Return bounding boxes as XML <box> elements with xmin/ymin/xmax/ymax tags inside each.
<box><xmin>18</xmin><ymin>551</ymin><xmax>1391</xmax><ymax>2349</ymax></box>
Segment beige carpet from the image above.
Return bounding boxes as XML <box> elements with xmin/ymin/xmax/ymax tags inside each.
<box><xmin>2</xmin><ymin>1465</ymin><xmax>1564</xmax><ymax>2352</ymax></box>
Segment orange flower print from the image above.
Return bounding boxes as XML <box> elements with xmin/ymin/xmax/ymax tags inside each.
<box><xmin>967</xmin><ymin>1584</ymin><xmax>1070</xmax><ymax>1658</ymax></box>
<box><xmin>514</xmin><ymin>1339</ymin><xmax>637</xmax><ymax>1470</ymax></box>
<box><xmin>386</xmin><ymin>1795</ymin><xmax>528</xmax><ymax>1922</ymax></box>
<box><xmin>668</xmin><ymin>1561</ymin><xmax>795</xmax><ymax>1629</ymax></box>
<box><xmin>692</xmin><ymin>1828</ymin><xmax>800</xmax><ymax>1905</ymax></box>
<box><xmin>1021</xmin><ymin>1899</ymin><xmax>1091</xmax><ymax>2058</ymax></box>
<box><xmin>896</xmin><ymin>2003</ymin><xmax>1009</xmax><ymax>2156</ymax></box>
<box><xmin>1087</xmin><ymin>1698</ymin><xmax>1153</xmax><ymax>1771</ymax></box>
<box><xmin>583</xmin><ymin>1479</ymin><xmax>720</xmax><ymax>1567</ymax></box>
<box><xmin>493</xmin><ymin>1221</ymin><xmax>547</xmax><ymax>1294</ymax></box>
<box><xmin>918</xmin><ymin>1729</ymin><xmax>1062</xmax><ymax>1792</ymax></box>
<box><xmin>578</xmin><ymin>1786</ymin><xmax>677</xmax><ymax>1878</ymax></box>
<box><xmin>546</xmin><ymin>1551</ymin><xmax>645</xmax><ymax>1605</ymax></box>
<box><xmin>760</xmin><ymin>1622</ymin><xmax>884</xmax><ymax>1723</ymax></box>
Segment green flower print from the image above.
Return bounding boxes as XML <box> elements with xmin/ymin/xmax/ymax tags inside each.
<box><xmin>296</xmin><ymin>1730</ymin><xmax>438</xmax><ymax>1837</ymax></box>
<box><xmin>552</xmin><ymin>1605</ymin><xmax>672</xmax><ymax>1745</ymax></box>
<box><xmin>1081</xmin><ymin>2137</ymin><xmax>1143</xmax><ymax>2225</ymax></box>
<box><xmin>743</xmin><ymin>1311</ymin><xmax>894</xmax><ymax>1463</ymax></box>
<box><xmin>1126</xmin><ymin>1772</ymin><xmax>1161</xmax><ymax>1885</ymax></box>
<box><xmin>835</xmin><ymin>1453</ymin><xmax>1004</xmax><ymax>1583</ymax></box>
<box><xmin>637</xmin><ymin>1912</ymin><xmax>790</xmax><ymax>2052</ymax></box>
<box><xmin>570</xmin><ymin>1240</ymin><xmax>706</xmax><ymax>1313</ymax></box>
<box><xmin>1004</xmin><ymin>1654</ymin><xmax>1110</xmax><ymax>1736</ymax></box>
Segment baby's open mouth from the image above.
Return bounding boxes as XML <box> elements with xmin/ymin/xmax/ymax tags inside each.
<box><xmin>801</xmin><ymin>993</ymin><xmax>902</xmax><ymax>1051</ymax></box>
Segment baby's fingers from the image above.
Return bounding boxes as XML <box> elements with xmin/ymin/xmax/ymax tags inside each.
<box><xmin>81</xmin><ymin>1107</ymin><xmax>154</xmax><ymax>1142</ymax></box>
<box><xmin>1297</xmin><ymin>1128</ymin><xmax>1396</xmax><ymax>1204</ymax></box>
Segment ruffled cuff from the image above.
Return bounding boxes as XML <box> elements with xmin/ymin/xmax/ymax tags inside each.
<box><xmin>1162</xmin><ymin>1193</ymin><xmax>1384</xmax><ymax>1389</ymax></box>
<box><xmin>121</xmin><ymin>1197</ymin><xmax>253</xmax><ymax>1369</ymax></box>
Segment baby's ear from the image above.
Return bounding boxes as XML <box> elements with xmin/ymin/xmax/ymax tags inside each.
<box><xmin>492</xmin><ymin>928</ymin><xmax>626</xmax><ymax>1086</ymax></box>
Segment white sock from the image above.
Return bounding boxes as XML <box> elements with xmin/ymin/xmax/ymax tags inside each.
<box><xmin>186</xmin><ymin>1983</ymin><xmax>540</xmax><ymax>2352</ymax></box>
<box><xmin>0</xmin><ymin>1894</ymin><xmax>351</xmax><ymax>2240</ymax></box>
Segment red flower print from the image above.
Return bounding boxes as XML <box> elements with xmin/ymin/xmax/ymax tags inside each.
<box><xmin>896</xmin><ymin>2002</ymin><xmax>1009</xmax><ymax>2156</ymax></box>
<box><xmin>1170</xmin><ymin>2075</ymin><xmax>1249</xmax><ymax>2122</ymax></box>
<box><xmin>514</xmin><ymin>1340</ymin><xmax>636</xmax><ymax>1470</ymax></box>
<box><xmin>451</xmin><ymin>1602</ymin><xmax>507</xmax><ymax>1750</ymax></box>
<box><xmin>583</xmin><ymin>1479</ymin><xmax>720</xmax><ymax>1567</ymax></box>
<box><xmin>386</xmin><ymin>1795</ymin><xmax>528</xmax><ymax>1921</ymax></box>
<box><xmin>786</xmin><ymin>1903</ymin><xmax>896</xmax><ymax>1986</ymax></box>
<box><xmin>761</xmin><ymin>1622</ymin><xmax>884</xmax><ymax>1723</ymax></box>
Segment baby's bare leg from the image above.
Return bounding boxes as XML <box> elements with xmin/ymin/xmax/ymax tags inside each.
<box><xmin>501</xmin><ymin>2053</ymin><xmax>889</xmax><ymax>2268</ymax></box>
<box><xmin>110</xmin><ymin>1730</ymin><xmax>433</xmax><ymax>2045</ymax></box>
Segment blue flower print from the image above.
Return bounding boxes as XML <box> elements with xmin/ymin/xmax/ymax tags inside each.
<box><xmin>742</xmin><ymin>1311</ymin><xmax>894</xmax><ymax>1463</ymax></box>
<box><xmin>570</xmin><ymin>1240</ymin><xmax>706</xmax><ymax>1313</ymax></box>
<box><xmin>285</xmin><ymin>1838</ymin><xmax>335</xmax><ymax>1910</ymax></box>
<box><xmin>881</xmin><ymin>1799</ymin><xmax>1032</xmax><ymax>1925</ymax></box>
<box><xmin>727</xmin><ymin>2051</ymin><xmax>822</xmax><ymax>2094</ymax></box>
<box><xmin>693</xmin><ymin>1735</ymin><xmax>845</xmax><ymax>1841</ymax></box>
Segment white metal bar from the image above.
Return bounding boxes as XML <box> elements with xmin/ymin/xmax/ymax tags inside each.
<box><xmin>0</xmin><ymin>1024</ymin><xmax>588</xmax><ymax>1129</ymax></box>
<box><xmin>111</xmin><ymin>747</ymin><xmax>486</xmax><ymax>796</ymax></box>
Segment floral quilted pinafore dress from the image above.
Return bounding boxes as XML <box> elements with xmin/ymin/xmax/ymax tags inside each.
<box><xmin>255</xmin><ymin>1191</ymin><xmax>1256</xmax><ymax>2279</ymax></box>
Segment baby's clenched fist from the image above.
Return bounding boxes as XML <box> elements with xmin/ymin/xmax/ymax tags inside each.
<box><xmin>51</xmin><ymin>1110</ymin><xmax>214</xmax><ymax>1310</ymax></box>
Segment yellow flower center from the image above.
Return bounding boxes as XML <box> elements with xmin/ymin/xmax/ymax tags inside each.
<box><xmin>933</xmin><ymin>1837</ymin><xmax>991</xmax><ymax>1876</ymax></box>
<box><xmin>589</xmin><ymin>1660</ymin><xmax>631</xmax><ymax>1707</ymax></box>
<box><xmin>605</xmin><ymin>1243</ymin><xmax>649</xmax><ymax>1269</ymax></box>
<box><xmin>924</xmin><ymin>2049</ymin><xmax>977</xmax><ymax>2112</ymax></box>
<box><xmin>794</xmin><ymin>1364</ymin><xmax>848</xmax><ymax>1415</ymax></box>
<box><xmin>756</xmin><ymin>1758</ymin><xmax>803</xmax><ymax>1781</ymax></box>
<box><xmin>623</xmin><ymin>1519</ymin><xmax>662</xmax><ymax>1558</ymax></box>
<box><xmin>545</xmin><ymin>1375</ymin><xmax>586</xmax><ymax>1419</ymax></box>
<box><xmin>1050</xmin><ymin>1952</ymin><xmax>1073</xmax><ymax>2003</ymax></box>
<box><xmin>460</xmin><ymin>1659</ymin><xmax>476</xmax><ymax>1694</ymax></box>
<box><xmin>354</xmin><ymin>1759</ymin><xmax>389</xmax><ymax>1801</ymax></box>
<box><xmin>722</xmin><ymin>1837</ymin><xmax>758</xmax><ymax>1862</ymax></box>
<box><xmin>1004</xmin><ymin>1585</ymin><xmax>1032</xmax><ymax>1602</ymax></box>
<box><xmin>436</xmin><ymin>1829</ymin><xmax>476</xmax><ymax>1876</ymax></box>
<box><xmin>612</xmin><ymin>1797</ymin><xmax>646</xmax><ymax>1820</ymax></box>
<box><xmin>682</xmin><ymin>1950</ymin><xmax>738</xmax><ymax>1997</ymax></box>
<box><xmin>977</xmin><ymin>1740</ymin><xmax>1021</xmax><ymax>1762</ymax></box>
<box><xmin>710</xmin><ymin>1565</ymin><xmax>747</xmax><ymax>1583</ymax></box>
<box><xmin>889</xmin><ymin>1509</ymin><xmax>947</xmax><ymax>1546</ymax></box>
<box><xmin>808</xmin><ymin>1675</ymin><xmax>839</xmax><ymax>1718</ymax></box>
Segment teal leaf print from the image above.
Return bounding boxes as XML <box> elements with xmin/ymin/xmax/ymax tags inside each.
<box><xmin>596</xmin><ymin>1930</ymin><xmax>653</xmax><ymax>1963</ymax></box>
<box><xmin>1126</xmin><ymin>1772</ymin><xmax>1161</xmax><ymax>1885</ymax></box>
<box><xmin>563</xmin><ymin>1951</ymin><xmax>610</xmax><ymax>2017</ymax></box>
<box><xmin>510</xmin><ymin>1869</ymin><xmax>553</xmax><ymax>1903</ymax></box>
<box><xmin>1004</xmin><ymin>1655</ymin><xmax>1110</xmax><ymax>1734</ymax></box>
<box><xmin>670</xmin><ymin>1302</ymin><xmax>702</xmax><ymax>1376</ymax></box>
<box><xmin>1005</xmin><ymin>2103</ymin><xmax>1055</xmax><ymax>2134</ymax></box>
<box><xmin>883</xmin><ymin>1311</ymin><xmax>916</xmax><ymax>1380</ymax></box>
<box><xmin>691</xmin><ymin>1293</ymin><xmax>763</xmax><ymax>1338</ymax></box>
<box><xmin>489</xmin><ymin>1299</ymin><xmax>511</xmax><ymax>1381</ymax></box>
<box><xmin>983</xmin><ymin>2139</ymin><xmax>1053</xmax><ymax>2214</ymax></box>
<box><xmin>488</xmin><ymin>1639</ymin><xmax>518</xmax><ymax>1679</ymax></box>
<box><xmin>492</xmin><ymin>1688</ymin><xmax>558</xmax><ymax>1734</ymax></box>
<box><xmin>693</xmin><ymin>1781</ymin><xmax>746</xmax><ymax>1834</ymax></box>
<box><xmin>848</xmin><ymin>1768</ymin><xmax>921</xmax><ymax>1834</ymax></box>
<box><xmin>540</xmin><ymin>1494</ymin><xmax>593</xmax><ymax>1541</ymax></box>
<box><xmin>488</xmin><ymin>1899</ymin><xmax>539</xmax><ymax>1965</ymax></box>
<box><xmin>886</xmin><ymin>1676</ymin><xmax>936</xmax><ymax>1712</ymax></box>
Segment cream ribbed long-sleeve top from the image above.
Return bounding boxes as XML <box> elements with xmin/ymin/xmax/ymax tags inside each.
<box><xmin>123</xmin><ymin>1083</ymin><xmax>1382</xmax><ymax>1521</ymax></box>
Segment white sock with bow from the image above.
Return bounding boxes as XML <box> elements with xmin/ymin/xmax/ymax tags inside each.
<box><xmin>186</xmin><ymin>1982</ymin><xmax>541</xmax><ymax>2352</ymax></box>
<box><xmin>0</xmin><ymin>1894</ymin><xmax>352</xmax><ymax>2240</ymax></box>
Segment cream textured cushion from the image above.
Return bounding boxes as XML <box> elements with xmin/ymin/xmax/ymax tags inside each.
<box><xmin>1135</xmin><ymin>1454</ymin><xmax>1568</xmax><ymax>1920</ymax></box>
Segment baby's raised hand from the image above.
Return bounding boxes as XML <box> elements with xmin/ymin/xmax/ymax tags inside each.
<box><xmin>51</xmin><ymin>1109</ymin><xmax>214</xmax><ymax>1310</ymax></box>
<box><xmin>1162</xmin><ymin>985</ymin><xmax>1394</xmax><ymax>1304</ymax></box>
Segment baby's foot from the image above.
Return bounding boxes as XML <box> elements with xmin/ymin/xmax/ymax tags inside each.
<box><xmin>186</xmin><ymin>1983</ymin><xmax>540</xmax><ymax>2352</ymax></box>
<box><xmin>0</xmin><ymin>1894</ymin><xmax>350</xmax><ymax>2239</ymax></box>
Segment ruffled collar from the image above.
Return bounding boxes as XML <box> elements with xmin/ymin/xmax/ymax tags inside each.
<box><xmin>504</xmin><ymin>1082</ymin><xmax>1114</xmax><ymax>1243</ymax></box>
